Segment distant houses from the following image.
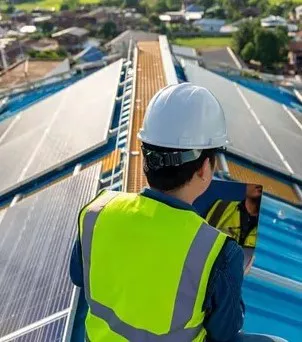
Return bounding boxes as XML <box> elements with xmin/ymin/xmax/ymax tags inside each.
<box><xmin>52</xmin><ymin>27</ymin><xmax>89</xmax><ymax>53</ymax></box>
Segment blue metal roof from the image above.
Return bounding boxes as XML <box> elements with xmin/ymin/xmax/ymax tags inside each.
<box><xmin>74</xmin><ymin>46</ymin><xmax>105</xmax><ymax>63</ymax></box>
<box><xmin>243</xmin><ymin>195</ymin><xmax>302</xmax><ymax>341</ymax></box>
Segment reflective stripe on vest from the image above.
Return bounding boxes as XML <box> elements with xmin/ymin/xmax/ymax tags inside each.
<box><xmin>81</xmin><ymin>191</ymin><xmax>224</xmax><ymax>341</ymax></box>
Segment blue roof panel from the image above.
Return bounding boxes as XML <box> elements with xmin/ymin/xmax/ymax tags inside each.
<box><xmin>255</xmin><ymin>196</ymin><xmax>302</xmax><ymax>282</ymax></box>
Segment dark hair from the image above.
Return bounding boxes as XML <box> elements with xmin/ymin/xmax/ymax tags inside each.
<box><xmin>142</xmin><ymin>143</ymin><xmax>218</xmax><ymax>191</ymax></box>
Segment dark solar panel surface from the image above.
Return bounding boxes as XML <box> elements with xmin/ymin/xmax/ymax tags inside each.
<box><xmin>0</xmin><ymin>164</ymin><xmax>100</xmax><ymax>338</ymax></box>
<box><xmin>184</xmin><ymin>63</ymin><xmax>286</xmax><ymax>172</ymax></box>
<box><xmin>0</xmin><ymin>59</ymin><xmax>123</xmax><ymax>196</ymax></box>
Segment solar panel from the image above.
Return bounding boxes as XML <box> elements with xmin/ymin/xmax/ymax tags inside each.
<box><xmin>0</xmin><ymin>59</ymin><xmax>123</xmax><ymax>197</ymax></box>
<box><xmin>184</xmin><ymin>63</ymin><xmax>289</xmax><ymax>174</ymax></box>
<box><xmin>0</xmin><ymin>164</ymin><xmax>100</xmax><ymax>340</ymax></box>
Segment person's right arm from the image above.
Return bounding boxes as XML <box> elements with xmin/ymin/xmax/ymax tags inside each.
<box><xmin>203</xmin><ymin>239</ymin><xmax>245</xmax><ymax>342</ymax></box>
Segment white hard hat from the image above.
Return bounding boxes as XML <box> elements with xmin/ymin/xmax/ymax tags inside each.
<box><xmin>138</xmin><ymin>83</ymin><xmax>228</xmax><ymax>149</ymax></box>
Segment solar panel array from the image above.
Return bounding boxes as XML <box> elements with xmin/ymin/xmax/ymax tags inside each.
<box><xmin>184</xmin><ymin>62</ymin><xmax>302</xmax><ymax>179</ymax></box>
<box><xmin>0</xmin><ymin>59</ymin><xmax>123</xmax><ymax>197</ymax></box>
<box><xmin>0</xmin><ymin>164</ymin><xmax>100</xmax><ymax>341</ymax></box>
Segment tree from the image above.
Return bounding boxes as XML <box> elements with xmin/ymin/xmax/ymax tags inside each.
<box><xmin>60</xmin><ymin>3</ymin><xmax>70</xmax><ymax>10</ymax></box>
<box><xmin>254</xmin><ymin>29</ymin><xmax>279</xmax><ymax>68</ymax></box>
<box><xmin>5</xmin><ymin>5</ymin><xmax>15</xmax><ymax>14</ymax></box>
<box><xmin>60</xmin><ymin>0</ymin><xmax>79</xmax><ymax>11</ymax></box>
<box><xmin>233</xmin><ymin>19</ymin><xmax>289</xmax><ymax>70</ymax></box>
<box><xmin>232</xmin><ymin>19</ymin><xmax>259</xmax><ymax>54</ymax></box>
<box><xmin>101</xmin><ymin>0</ymin><xmax>123</xmax><ymax>6</ymax></box>
<box><xmin>166</xmin><ymin>0</ymin><xmax>182</xmax><ymax>11</ymax></box>
<box><xmin>101</xmin><ymin>21</ymin><xmax>117</xmax><ymax>39</ymax></box>
<box><xmin>41</xmin><ymin>21</ymin><xmax>54</xmax><ymax>34</ymax></box>
<box><xmin>222</xmin><ymin>0</ymin><xmax>248</xmax><ymax>20</ymax></box>
<box><xmin>153</xmin><ymin>0</ymin><xmax>168</xmax><ymax>13</ymax></box>
<box><xmin>241</xmin><ymin>42</ymin><xmax>255</xmax><ymax>62</ymax></box>
<box><xmin>149</xmin><ymin>13</ymin><xmax>161</xmax><ymax>27</ymax></box>
<box><xmin>123</xmin><ymin>0</ymin><xmax>138</xmax><ymax>7</ymax></box>
<box><xmin>196</xmin><ymin>0</ymin><xmax>213</xmax><ymax>10</ymax></box>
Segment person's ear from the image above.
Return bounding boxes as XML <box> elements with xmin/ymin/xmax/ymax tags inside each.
<box><xmin>196</xmin><ymin>158</ymin><xmax>209</xmax><ymax>181</ymax></box>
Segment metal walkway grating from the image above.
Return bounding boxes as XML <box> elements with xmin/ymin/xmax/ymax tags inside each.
<box><xmin>127</xmin><ymin>41</ymin><xmax>166</xmax><ymax>192</ymax></box>
<box><xmin>227</xmin><ymin>160</ymin><xmax>300</xmax><ymax>204</ymax></box>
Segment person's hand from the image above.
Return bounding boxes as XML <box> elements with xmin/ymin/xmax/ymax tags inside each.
<box><xmin>244</xmin><ymin>255</ymin><xmax>255</xmax><ymax>275</ymax></box>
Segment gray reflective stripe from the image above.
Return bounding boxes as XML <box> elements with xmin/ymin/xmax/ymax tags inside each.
<box><xmin>89</xmin><ymin>298</ymin><xmax>202</xmax><ymax>342</ymax></box>
<box><xmin>171</xmin><ymin>223</ymin><xmax>220</xmax><ymax>329</ymax></box>
<box><xmin>81</xmin><ymin>193</ymin><xmax>221</xmax><ymax>341</ymax></box>
<box><xmin>82</xmin><ymin>190</ymin><xmax>120</xmax><ymax>313</ymax></box>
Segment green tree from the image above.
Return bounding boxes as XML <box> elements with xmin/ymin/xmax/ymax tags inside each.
<box><xmin>5</xmin><ymin>5</ymin><xmax>15</xmax><ymax>14</ymax></box>
<box><xmin>123</xmin><ymin>0</ymin><xmax>138</xmax><ymax>8</ymax></box>
<box><xmin>60</xmin><ymin>3</ymin><xmax>70</xmax><ymax>10</ymax></box>
<box><xmin>254</xmin><ymin>27</ymin><xmax>288</xmax><ymax>68</ymax></box>
<box><xmin>153</xmin><ymin>0</ymin><xmax>168</xmax><ymax>13</ymax></box>
<box><xmin>149</xmin><ymin>13</ymin><xmax>161</xmax><ymax>26</ymax></box>
<box><xmin>221</xmin><ymin>0</ymin><xmax>248</xmax><ymax>20</ymax></box>
<box><xmin>60</xmin><ymin>0</ymin><xmax>79</xmax><ymax>10</ymax></box>
<box><xmin>241</xmin><ymin>42</ymin><xmax>255</xmax><ymax>62</ymax></box>
<box><xmin>166</xmin><ymin>0</ymin><xmax>182</xmax><ymax>11</ymax></box>
<box><xmin>196</xmin><ymin>0</ymin><xmax>213</xmax><ymax>10</ymax></box>
<box><xmin>232</xmin><ymin>19</ymin><xmax>259</xmax><ymax>54</ymax></box>
<box><xmin>101</xmin><ymin>0</ymin><xmax>123</xmax><ymax>5</ymax></box>
<box><xmin>41</xmin><ymin>21</ymin><xmax>54</xmax><ymax>34</ymax></box>
<box><xmin>101</xmin><ymin>21</ymin><xmax>117</xmax><ymax>39</ymax></box>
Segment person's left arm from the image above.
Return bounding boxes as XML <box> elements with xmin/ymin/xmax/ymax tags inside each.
<box><xmin>70</xmin><ymin>238</ymin><xmax>84</xmax><ymax>288</ymax></box>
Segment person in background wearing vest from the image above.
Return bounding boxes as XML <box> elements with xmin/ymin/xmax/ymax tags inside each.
<box><xmin>70</xmin><ymin>84</ymin><xmax>287</xmax><ymax>342</ymax></box>
<box><xmin>206</xmin><ymin>184</ymin><xmax>262</xmax><ymax>248</ymax></box>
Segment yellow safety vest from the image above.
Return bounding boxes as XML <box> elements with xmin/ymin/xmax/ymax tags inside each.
<box><xmin>79</xmin><ymin>190</ymin><xmax>227</xmax><ymax>342</ymax></box>
<box><xmin>206</xmin><ymin>200</ymin><xmax>257</xmax><ymax>248</ymax></box>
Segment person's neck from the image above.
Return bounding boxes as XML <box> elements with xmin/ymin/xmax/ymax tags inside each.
<box><xmin>164</xmin><ymin>187</ymin><xmax>195</xmax><ymax>205</ymax></box>
<box><xmin>245</xmin><ymin>198</ymin><xmax>259</xmax><ymax>216</ymax></box>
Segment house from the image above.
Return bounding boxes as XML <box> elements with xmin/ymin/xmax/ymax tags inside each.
<box><xmin>186</xmin><ymin>4</ymin><xmax>204</xmax><ymax>13</ymax></box>
<box><xmin>261</xmin><ymin>15</ymin><xmax>287</xmax><ymax>28</ymax></box>
<box><xmin>19</xmin><ymin>25</ymin><xmax>37</xmax><ymax>34</ymax></box>
<box><xmin>289</xmin><ymin>40</ymin><xmax>302</xmax><ymax>72</ymax></box>
<box><xmin>261</xmin><ymin>15</ymin><xmax>298</xmax><ymax>32</ymax></box>
<box><xmin>33</xmin><ymin>15</ymin><xmax>54</xmax><ymax>26</ymax></box>
<box><xmin>24</xmin><ymin>39</ymin><xmax>59</xmax><ymax>52</ymax></box>
<box><xmin>73</xmin><ymin>46</ymin><xmax>105</xmax><ymax>63</ymax></box>
<box><xmin>0</xmin><ymin>38</ymin><xmax>25</xmax><ymax>70</ymax></box>
<box><xmin>55</xmin><ymin>11</ymin><xmax>78</xmax><ymax>29</ymax></box>
<box><xmin>295</xmin><ymin>5</ymin><xmax>302</xmax><ymax>20</ymax></box>
<box><xmin>52</xmin><ymin>27</ymin><xmax>89</xmax><ymax>53</ymax></box>
<box><xmin>193</xmin><ymin>18</ymin><xmax>226</xmax><ymax>33</ymax></box>
<box><xmin>105</xmin><ymin>30</ymin><xmax>159</xmax><ymax>56</ymax></box>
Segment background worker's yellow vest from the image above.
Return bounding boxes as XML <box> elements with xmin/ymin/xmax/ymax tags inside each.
<box><xmin>206</xmin><ymin>200</ymin><xmax>257</xmax><ymax>248</ymax></box>
<box><xmin>79</xmin><ymin>190</ymin><xmax>227</xmax><ymax>342</ymax></box>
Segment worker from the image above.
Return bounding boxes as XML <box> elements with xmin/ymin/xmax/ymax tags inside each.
<box><xmin>205</xmin><ymin>184</ymin><xmax>262</xmax><ymax>248</ymax></box>
<box><xmin>70</xmin><ymin>83</ymin><xmax>287</xmax><ymax>342</ymax></box>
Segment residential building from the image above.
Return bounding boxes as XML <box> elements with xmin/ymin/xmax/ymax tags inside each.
<box><xmin>193</xmin><ymin>18</ymin><xmax>226</xmax><ymax>33</ymax></box>
<box><xmin>295</xmin><ymin>5</ymin><xmax>302</xmax><ymax>20</ymax></box>
<box><xmin>261</xmin><ymin>15</ymin><xmax>298</xmax><ymax>32</ymax></box>
<box><xmin>24</xmin><ymin>39</ymin><xmax>59</xmax><ymax>52</ymax></box>
<box><xmin>289</xmin><ymin>40</ymin><xmax>302</xmax><ymax>72</ymax></box>
<box><xmin>52</xmin><ymin>27</ymin><xmax>89</xmax><ymax>53</ymax></box>
<box><xmin>0</xmin><ymin>38</ymin><xmax>24</xmax><ymax>70</ymax></box>
<box><xmin>73</xmin><ymin>46</ymin><xmax>105</xmax><ymax>64</ymax></box>
<box><xmin>105</xmin><ymin>30</ymin><xmax>158</xmax><ymax>57</ymax></box>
